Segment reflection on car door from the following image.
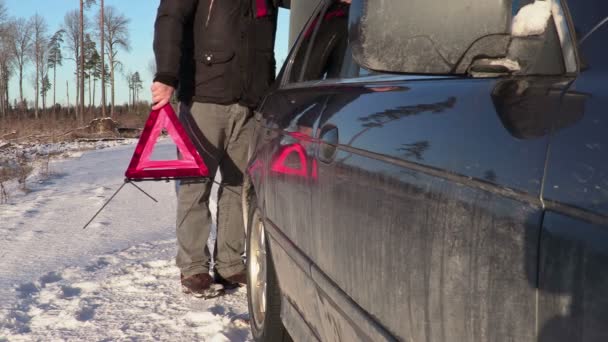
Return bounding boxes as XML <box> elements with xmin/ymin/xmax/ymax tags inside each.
<box><xmin>310</xmin><ymin>75</ymin><xmax>574</xmax><ymax>341</ymax></box>
<box><xmin>255</xmin><ymin>86</ymin><xmax>329</xmax><ymax>339</ymax></box>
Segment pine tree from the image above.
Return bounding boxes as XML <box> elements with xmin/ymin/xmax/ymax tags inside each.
<box><xmin>40</xmin><ymin>74</ymin><xmax>51</xmax><ymax>111</ymax></box>
<box><xmin>131</xmin><ymin>71</ymin><xmax>142</xmax><ymax>105</ymax></box>
<box><xmin>48</xmin><ymin>29</ymin><xmax>64</xmax><ymax>116</ymax></box>
<box><xmin>83</xmin><ymin>33</ymin><xmax>98</xmax><ymax>112</ymax></box>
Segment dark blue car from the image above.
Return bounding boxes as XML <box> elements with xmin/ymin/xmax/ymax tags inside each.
<box><xmin>244</xmin><ymin>1</ymin><xmax>608</xmax><ymax>341</ymax></box>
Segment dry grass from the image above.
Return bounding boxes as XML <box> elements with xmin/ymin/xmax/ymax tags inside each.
<box><xmin>1</xmin><ymin>103</ymin><xmax>150</xmax><ymax>144</ymax></box>
<box><xmin>0</xmin><ymin>167</ymin><xmax>13</xmax><ymax>203</ymax></box>
<box><xmin>39</xmin><ymin>152</ymin><xmax>52</xmax><ymax>180</ymax></box>
<box><xmin>15</xmin><ymin>152</ymin><xmax>33</xmax><ymax>191</ymax></box>
<box><xmin>0</xmin><ymin>103</ymin><xmax>150</xmax><ymax>201</ymax></box>
<box><xmin>0</xmin><ymin>182</ymin><xmax>7</xmax><ymax>203</ymax></box>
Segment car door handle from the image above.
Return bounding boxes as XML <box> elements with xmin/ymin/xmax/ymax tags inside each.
<box><xmin>318</xmin><ymin>125</ymin><xmax>339</xmax><ymax>163</ymax></box>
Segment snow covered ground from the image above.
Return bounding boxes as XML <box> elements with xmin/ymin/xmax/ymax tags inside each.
<box><xmin>0</xmin><ymin>141</ymin><xmax>251</xmax><ymax>341</ymax></box>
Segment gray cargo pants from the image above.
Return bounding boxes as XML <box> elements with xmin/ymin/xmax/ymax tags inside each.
<box><xmin>176</xmin><ymin>102</ymin><xmax>252</xmax><ymax>278</ymax></box>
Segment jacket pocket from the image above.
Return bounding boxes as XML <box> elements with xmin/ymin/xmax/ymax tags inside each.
<box><xmin>196</xmin><ymin>50</ymin><xmax>236</xmax><ymax>94</ymax></box>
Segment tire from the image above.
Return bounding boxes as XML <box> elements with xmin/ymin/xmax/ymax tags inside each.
<box><xmin>246</xmin><ymin>201</ymin><xmax>292</xmax><ymax>342</ymax></box>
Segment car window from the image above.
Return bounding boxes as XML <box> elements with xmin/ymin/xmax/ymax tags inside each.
<box><xmin>565</xmin><ymin>0</ymin><xmax>608</xmax><ymax>41</ymax></box>
<box><xmin>287</xmin><ymin>0</ymin><xmax>368</xmax><ymax>84</ymax></box>
<box><xmin>300</xmin><ymin>1</ymin><xmax>350</xmax><ymax>82</ymax></box>
<box><xmin>577</xmin><ymin>19</ymin><xmax>608</xmax><ymax>73</ymax></box>
<box><xmin>349</xmin><ymin>0</ymin><xmax>571</xmax><ymax>76</ymax></box>
<box><xmin>288</xmin><ymin>5</ymin><xmax>326</xmax><ymax>83</ymax></box>
<box><xmin>563</xmin><ymin>0</ymin><xmax>608</xmax><ymax>72</ymax></box>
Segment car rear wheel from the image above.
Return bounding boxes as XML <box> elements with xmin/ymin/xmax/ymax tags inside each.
<box><xmin>246</xmin><ymin>203</ymin><xmax>291</xmax><ymax>342</ymax></box>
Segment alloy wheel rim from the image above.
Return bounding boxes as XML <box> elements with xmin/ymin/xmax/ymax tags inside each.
<box><xmin>249</xmin><ymin>213</ymin><xmax>267</xmax><ymax>328</ymax></box>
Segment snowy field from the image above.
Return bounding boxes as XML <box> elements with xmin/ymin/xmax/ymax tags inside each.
<box><xmin>0</xmin><ymin>141</ymin><xmax>251</xmax><ymax>341</ymax></box>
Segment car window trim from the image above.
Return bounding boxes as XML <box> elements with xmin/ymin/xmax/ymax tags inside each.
<box><xmin>280</xmin><ymin>74</ymin><xmax>459</xmax><ymax>91</ymax></box>
<box><xmin>280</xmin><ymin>0</ymin><xmax>330</xmax><ymax>87</ymax></box>
<box><xmin>297</xmin><ymin>2</ymin><xmax>331</xmax><ymax>82</ymax></box>
<box><xmin>552</xmin><ymin>0</ymin><xmax>579</xmax><ymax>74</ymax></box>
<box><xmin>281</xmin><ymin>2</ymin><xmax>579</xmax><ymax>89</ymax></box>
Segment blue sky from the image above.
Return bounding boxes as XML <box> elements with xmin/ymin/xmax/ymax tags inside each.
<box><xmin>4</xmin><ymin>0</ymin><xmax>290</xmax><ymax>107</ymax></box>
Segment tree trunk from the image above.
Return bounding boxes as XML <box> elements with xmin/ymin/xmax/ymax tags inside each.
<box><xmin>110</xmin><ymin>60</ymin><xmax>115</xmax><ymax>118</ymax></box>
<box><xmin>88</xmin><ymin>74</ymin><xmax>92</xmax><ymax>114</ymax></box>
<box><xmin>0</xmin><ymin>67</ymin><xmax>5</xmax><ymax>119</ymax></box>
<box><xmin>128</xmin><ymin>81</ymin><xmax>131</xmax><ymax>109</ymax></box>
<box><xmin>75</xmin><ymin>52</ymin><xmax>80</xmax><ymax>122</ymax></box>
<box><xmin>100</xmin><ymin>0</ymin><xmax>106</xmax><ymax>117</ymax></box>
<box><xmin>75</xmin><ymin>72</ymin><xmax>79</xmax><ymax>120</ymax></box>
<box><xmin>93</xmin><ymin>77</ymin><xmax>96</xmax><ymax>115</ymax></box>
<box><xmin>79</xmin><ymin>0</ymin><xmax>85</xmax><ymax>123</ymax></box>
<box><xmin>5</xmin><ymin>72</ymin><xmax>9</xmax><ymax>116</ymax></box>
<box><xmin>42</xmin><ymin>89</ymin><xmax>46</xmax><ymax>113</ymax></box>
<box><xmin>35</xmin><ymin>57</ymin><xmax>39</xmax><ymax>120</ymax></box>
<box><xmin>53</xmin><ymin>64</ymin><xmax>57</xmax><ymax>120</ymax></box>
<box><xmin>67</xmin><ymin>80</ymin><xmax>71</xmax><ymax>119</ymax></box>
<box><xmin>0</xmin><ymin>68</ymin><xmax>4</xmax><ymax>119</ymax></box>
<box><xmin>19</xmin><ymin>63</ymin><xmax>23</xmax><ymax>108</ymax></box>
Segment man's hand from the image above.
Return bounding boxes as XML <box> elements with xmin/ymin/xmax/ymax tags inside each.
<box><xmin>151</xmin><ymin>82</ymin><xmax>175</xmax><ymax>110</ymax></box>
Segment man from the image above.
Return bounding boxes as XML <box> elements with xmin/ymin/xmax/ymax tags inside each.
<box><xmin>151</xmin><ymin>0</ymin><xmax>287</xmax><ymax>299</ymax></box>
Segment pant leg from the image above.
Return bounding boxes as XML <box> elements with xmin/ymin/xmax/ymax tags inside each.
<box><xmin>215</xmin><ymin>104</ymin><xmax>253</xmax><ymax>278</ymax></box>
<box><xmin>175</xmin><ymin>102</ymin><xmax>230</xmax><ymax>277</ymax></box>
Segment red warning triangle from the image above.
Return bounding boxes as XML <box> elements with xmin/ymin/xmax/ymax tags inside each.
<box><xmin>125</xmin><ymin>104</ymin><xmax>209</xmax><ymax>180</ymax></box>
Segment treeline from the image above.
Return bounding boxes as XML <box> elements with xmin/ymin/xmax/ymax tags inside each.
<box><xmin>0</xmin><ymin>0</ymin><xmax>146</xmax><ymax>127</ymax></box>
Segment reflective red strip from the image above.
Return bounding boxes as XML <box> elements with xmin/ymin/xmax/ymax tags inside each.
<box><xmin>256</xmin><ymin>0</ymin><xmax>268</xmax><ymax>18</ymax></box>
<box><xmin>125</xmin><ymin>104</ymin><xmax>210</xmax><ymax>180</ymax></box>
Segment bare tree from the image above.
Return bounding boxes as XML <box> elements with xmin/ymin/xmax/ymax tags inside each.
<box><xmin>101</xmin><ymin>5</ymin><xmax>129</xmax><ymax>118</ymax></box>
<box><xmin>10</xmin><ymin>17</ymin><xmax>34</xmax><ymax>110</ymax></box>
<box><xmin>79</xmin><ymin>0</ymin><xmax>96</xmax><ymax>122</ymax></box>
<box><xmin>66</xmin><ymin>79</ymin><xmax>70</xmax><ymax>116</ymax></box>
<box><xmin>63</xmin><ymin>10</ymin><xmax>89</xmax><ymax>122</ymax></box>
<box><xmin>132</xmin><ymin>71</ymin><xmax>142</xmax><ymax>105</ymax></box>
<box><xmin>80</xmin><ymin>0</ymin><xmax>84</xmax><ymax>121</ymax></box>
<box><xmin>99</xmin><ymin>0</ymin><xmax>105</xmax><ymax>117</ymax></box>
<box><xmin>30</xmin><ymin>14</ymin><xmax>48</xmax><ymax>119</ymax></box>
<box><xmin>63</xmin><ymin>10</ymin><xmax>79</xmax><ymax>121</ymax></box>
<box><xmin>0</xmin><ymin>1</ymin><xmax>7</xmax><ymax>33</ymax></box>
<box><xmin>124</xmin><ymin>70</ymin><xmax>132</xmax><ymax>108</ymax></box>
<box><xmin>96</xmin><ymin>61</ymin><xmax>109</xmax><ymax>109</ymax></box>
<box><xmin>0</xmin><ymin>1</ymin><xmax>13</xmax><ymax>118</ymax></box>
<box><xmin>0</xmin><ymin>40</ymin><xmax>13</xmax><ymax>118</ymax></box>
<box><xmin>124</xmin><ymin>70</ymin><xmax>143</xmax><ymax>108</ymax></box>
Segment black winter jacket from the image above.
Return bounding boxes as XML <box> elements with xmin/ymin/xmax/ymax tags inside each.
<box><xmin>153</xmin><ymin>0</ymin><xmax>288</xmax><ymax>108</ymax></box>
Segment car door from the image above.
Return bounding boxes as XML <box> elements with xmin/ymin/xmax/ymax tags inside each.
<box><xmin>538</xmin><ymin>2</ymin><xmax>608</xmax><ymax>341</ymax></box>
<box><xmin>306</xmin><ymin>3</ymin><xmax>575</xmax><ymax>342</ymax></box>
<box><xmin>258</xmin><ymin>2</ymin><xmax>399</xmax><ymax>340</ymax></box>
<box><xmin>252</xmin><ymin>3</ymin><xmax>334</xmax><ymax>339</ymax></box>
